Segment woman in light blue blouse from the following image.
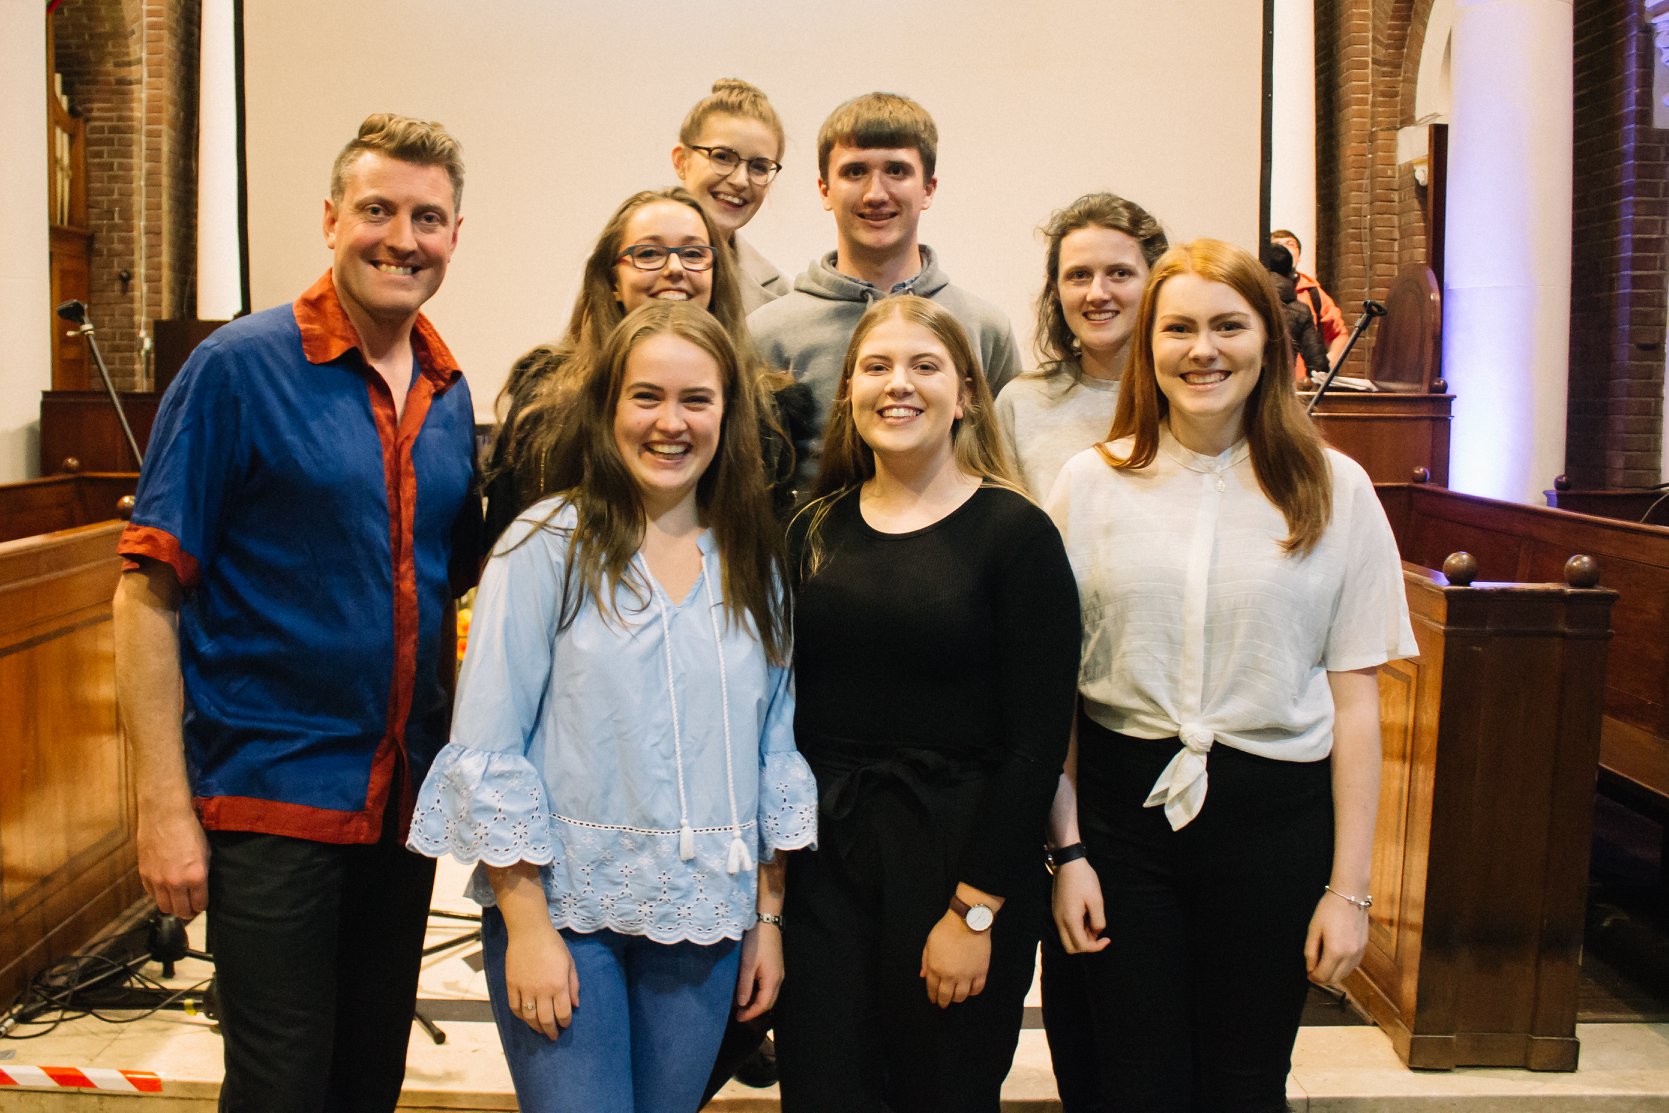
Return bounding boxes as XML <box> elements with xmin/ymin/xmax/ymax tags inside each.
<box><xmin>410</xmin><ymin>301</ymin><xmax>818</xmax><ymax>1113</ymax></box>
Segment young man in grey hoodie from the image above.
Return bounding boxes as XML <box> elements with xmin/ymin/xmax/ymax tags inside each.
<box><xmin>748</xmin><ymin>92</ymin><xmax>1021</xmax><ymax>491</ymax></box>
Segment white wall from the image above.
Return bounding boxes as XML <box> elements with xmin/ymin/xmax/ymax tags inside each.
<box><xmin>1269</xmin><ymin>0</ymin><xmax>1318</xmax><ymax>257</ymax></box>
<box><xmin>1</xmin><ymin>0</ymin><xmax>50</xmax><ymax>482</ymax></box>
<box><xmin>242</xmin><ymin>1</ymin><xmax>1268</xmax><ymax>419</ymax></box>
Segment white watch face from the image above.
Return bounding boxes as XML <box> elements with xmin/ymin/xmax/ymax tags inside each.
<box><xmin>965</xmin><ymin>903</ymin><xmax>995</xmax><ymax>932</ymax></box>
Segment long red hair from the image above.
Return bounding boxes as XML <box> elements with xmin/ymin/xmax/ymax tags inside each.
<box><xmin>1104</xmin><ymin>238</ymin><xmax>1332</xmax><ymax>555</ymax></box>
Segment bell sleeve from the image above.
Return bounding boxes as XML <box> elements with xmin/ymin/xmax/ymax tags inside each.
<box><xmin>756</xmin><ymin>663</ymin><xmax>818</xmax><ymax>861</ymax></box>
<box><xmin>408</xmin><ymin>504</ymin><xmax>567</xmax><ymax>867</ymax></box>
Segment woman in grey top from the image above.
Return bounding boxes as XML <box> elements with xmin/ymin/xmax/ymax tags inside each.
<box><xmin>995</xmin><ymin>193</ymin><xmax>1168</xmax><ymax>500</ymax></box>
<box><xmin>995</xmin><ymin>192</ymin><xmax>1165</xmax><ymax>1113</ymax></box>
<box><xmin>672</xmin><ymin>79</ymin><xmax>790</xmax><ymax>314</ymax></box>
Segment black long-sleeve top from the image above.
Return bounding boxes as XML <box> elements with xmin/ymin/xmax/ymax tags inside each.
<box><xmin>788</xmin><ymin>484</ymin><xmax>1081</xmax><ymax>898</ymax></box>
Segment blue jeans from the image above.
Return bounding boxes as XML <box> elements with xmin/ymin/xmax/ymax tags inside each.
<box><xmin>481</xmin><ymin>908</ymin><xmax>740</xmax><ymax>1113</ymax></box>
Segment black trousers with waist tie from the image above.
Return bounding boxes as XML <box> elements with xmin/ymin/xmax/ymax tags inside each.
<box><xmin>774</xmin><ymin>754</ymin><xmax>1045</xmax><ymax>1113</ymax></box>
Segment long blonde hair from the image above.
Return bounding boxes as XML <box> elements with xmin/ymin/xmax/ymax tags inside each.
<box><xmin>1105</xmin><ymin>238</ymin><xmax>1332</xmax><ymax>555</ymax></box>
<box><xmin>794</xmin><ymin>296</ymin><xmax>1023</xmax><ymax>577</ymax></box>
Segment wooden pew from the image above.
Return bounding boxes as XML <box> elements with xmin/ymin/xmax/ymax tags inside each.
<box><xmin>1344</xmin><ymin>554</ymin><xmax>1613</xmax><ymax>1070</ymax></box>
<box><xmin>0</xmin><ymin>472</ymin><xmax>137</xmax><ymax>544</ymax></box>
<box><xmin>0</xmin><ymin>489</ymin><xmax>139</xmax><ymax>1005</ymax></box>
<box><xmin>1376</xmin><ymin>481</ymin><xmax>1669</xmax><ymax>823</ymax></box>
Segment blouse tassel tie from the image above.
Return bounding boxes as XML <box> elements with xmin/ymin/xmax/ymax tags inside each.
<box><xmin>654</xmin><ymin>577</ymin><xmax>700</xmax><ymax>863</ymax></box>
<box><xmin>652</xmin><ymin>551</ymin><xmax>754</xmax><ymax>875</ymax></box>
<box><xmin>702</xmin><ymin>569</ymin><xmax>753</xmax><ymax>875</ymax></box>
<box><xmin>1143</xmin><ymin>723</ymin><xmax>1214</xmax><ymax>831</ymax></box>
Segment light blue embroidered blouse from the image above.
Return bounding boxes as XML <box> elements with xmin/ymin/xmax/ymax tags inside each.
<box><xmin>409</xmin><ymin>499</ymin><xmax>818</xmax><ymax>945</ymax></box>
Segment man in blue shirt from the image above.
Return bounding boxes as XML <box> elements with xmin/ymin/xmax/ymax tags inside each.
<box><xmin>113</xmin><ymin>113</ymin><xmax>481</xmax><ymax>1113</ymax></box>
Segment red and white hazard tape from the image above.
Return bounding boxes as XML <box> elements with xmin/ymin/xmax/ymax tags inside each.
<box><xmin>0</xmin><ymin>1065</ymin><xmax>162</xmax><ymax>1093</ymax></box>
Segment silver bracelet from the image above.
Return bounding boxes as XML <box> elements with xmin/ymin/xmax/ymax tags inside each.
<box><xmin>1325</xmin><ymin>885</ymin><xmax>1373</xmax><ymax>911</ymax></box>
<box><xmin>756</xmin><ymin>912</ymin><xmax>784</xmax><ymax>927</ymax></box>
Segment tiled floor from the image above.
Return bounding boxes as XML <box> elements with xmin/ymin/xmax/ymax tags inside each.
<box><xmin>4</xmin><ymin>857</ymin><xmax>1668</xmax><ymax>1111</ymax></box>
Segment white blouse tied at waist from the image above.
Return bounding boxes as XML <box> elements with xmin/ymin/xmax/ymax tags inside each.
<box><xmin>1045</xmin><ymin>427</ymin><xmax>1417</xmax><ymax>830</ymax></box>
<box><xmin>408</xmin><ymin>499</ymin><xmax>819</xmax><ymax>944</ymax></box>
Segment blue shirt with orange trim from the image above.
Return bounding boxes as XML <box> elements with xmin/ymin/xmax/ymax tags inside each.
<box><xmin>119</xmin><ymin>271</ymin><xmax>483</xmax><ymax>845</ymax></box>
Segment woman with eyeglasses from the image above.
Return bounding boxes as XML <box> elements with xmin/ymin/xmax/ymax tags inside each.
<box><xmin>484</xmin><ymin>187</ymin><xmax>758</xmax><ymax>544</ymax></box>
<box><xmin>672</xmin><ymin>79</ymin><xmax>789</xmax><ymax>314</ymax></box>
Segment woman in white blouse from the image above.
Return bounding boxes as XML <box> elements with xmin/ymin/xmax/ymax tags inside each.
<box><xmin>1044</xmin><ymin>239</ymin><xmax>1416</xmax><ymax>1112</ymax></box>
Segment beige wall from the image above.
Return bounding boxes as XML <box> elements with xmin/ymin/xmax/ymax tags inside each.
<box><xmin>243</xmin><ymin>1</ymin><xmax>1267</xmax><ymax>418</ymax></box>
<box><xmin>1</xmin><ymin>0</ymin><xmax>50</xmax><ymax>482</ymax></box>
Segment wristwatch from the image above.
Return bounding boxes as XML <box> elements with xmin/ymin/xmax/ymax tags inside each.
<box><xmin>1045</xmin><ymin>842</ymin><xmax>1089</xmax><ymax>876</ymax></box>
<box><xmin>949</xmin><ymin>894</ymin><xmax>995</xmax><ymax>933</ymax></box>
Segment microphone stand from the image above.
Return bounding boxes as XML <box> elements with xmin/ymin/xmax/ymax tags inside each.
<box><xmin>1307</xmin><ymin>299</ymin><xmax>1388</xmax><ymax>416</ymax></box>
<box><xmin>57</xmin><ymin>299</ymin><xmax>145</xmax><ymax>467</ymax></box>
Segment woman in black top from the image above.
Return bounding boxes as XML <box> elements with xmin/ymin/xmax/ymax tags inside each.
<box><xmin>774</xmin><ymin>296</ymin><xmax>1080</xmax><ymax>1112</ymax></box>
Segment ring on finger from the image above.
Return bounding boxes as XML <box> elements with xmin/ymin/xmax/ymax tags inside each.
<box><xmin>522</xmin><ymin>1002</ymin><xmax>536</xmax><ymax>1014</ymax></box>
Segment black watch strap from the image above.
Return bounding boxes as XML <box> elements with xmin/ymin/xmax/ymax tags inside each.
<box><xmin>1046</xmin><ymin>842</ymin><xmax>1089</xmax><ymax>875</ymax></box>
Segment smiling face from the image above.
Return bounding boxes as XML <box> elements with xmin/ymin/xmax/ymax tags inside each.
<box><xmin>1057</xmin><ymin>225</ymin><xmax>1150</xmax><ymax>370</ymax></box>
<box><xmin>612</xmin><ymin>331</ymin><xmax>725</xmax><ymax>518</ymax></box>
<box><xmin>819</xmin><ymin>144</ymin><xmax>936</xmax><ymax>266</ymax></box>
<box><xmin>324</xmin><ymin>150</ymin><xmax>460</xmax><ymax>334</ymax></box>
<box><xmin>1151</xmin><ymin>272</ymin><xmax>1267</xmax><ymax>455</ymax></box>
<box><xmin>612</xmin><ymin>200</ymin><xmax>715</xmax><ymax>314</ymax></box>
<box><xmin>673</xmin><ymin>114</ymin><xmax>780</xmax><ymax>240</ymax></box>
<box><xmin>847</xmin><ymin>314</ymin><xmax>965</xmax><ymax>471</ymax></box>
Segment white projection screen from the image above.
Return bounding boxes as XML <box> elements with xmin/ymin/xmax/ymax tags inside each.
<box><xmin>242</xmin><ymin>2</ymin><xmax>1268</xmax><ymax>419</ymax></box>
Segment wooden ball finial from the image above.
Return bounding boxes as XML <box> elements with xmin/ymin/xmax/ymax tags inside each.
<box><xmin>1411</xmin><ymin>466</ymin><xmax>1430</xmax><ymax>484</ymax></box>
<box><xmin>1554</xmin><ymin>474</ymin><xmax>1572</xmax><ymax>492</ymax></box>
<box><xmin>1442</xmin><ymin>551</ymin><xmax>1478</xmax><ymax>586</ymax></box>
<box><xmin>61</xmin><ymin>456</ymin><xmax>82</xmax><ymax>474</ymax></box>
<box><xmin>116</xmin><ymin>495</ymin><xmax>136</xmax><ymax>521</ymax></box>
<box><xmin>1564</xmin><ymin>554</ymin><xmax>1600</xmax><ymax>588</ymax></box>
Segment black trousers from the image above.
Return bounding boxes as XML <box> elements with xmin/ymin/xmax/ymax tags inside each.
<box><xmin>1040</xmin><ymin>907</ymin><xmax>1107</xmax><ymax>1113</ymax></box>
<box><xmin>1074</xmin><ymin>720</ymin><xmax>1333</xmax><ymax>1113</ymax></box>
<box><xmin>774</xmin><ymin>775</ymin><xmax>1043</xmax><ymax>1113</ymax></box>
<box><xmin>205</xmin><ymin>813</ymin><xmax>436</xmax><ymax>1113</ymax></box>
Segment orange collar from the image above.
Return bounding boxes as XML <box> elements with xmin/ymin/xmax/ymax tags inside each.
<box><xmin>292</xmin><ymin>270</ymin><xmax>461</xmax><ymax>390</ymax></box>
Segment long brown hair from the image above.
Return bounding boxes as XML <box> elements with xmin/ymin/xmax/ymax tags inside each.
<box><xmin>492</xmin><ymin>187</ymin><xmax>756</xmax><ymax>506</ymax></box>
<box><xmin>1105</xmin><ymin>238</ymin><xmax>1332</xmax><ymax>556</ymax></box>
<box><xmin>795</xmin><ymin>296</ymin><xmax>1023</xmax><ymax>576</ymax></box>
<box><xmin>529</xmin><ymin>302</ymin><xmax>788</xmax><ymax>664</ymax></box>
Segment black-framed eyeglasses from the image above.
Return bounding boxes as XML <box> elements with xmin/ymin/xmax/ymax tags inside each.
<box><xmin>616</xmin><ymin>243</ymin><xmax>717</xmax><ymax>272</ymax></box>
<box><xmin>687</xmin><ymin>144</ymin><xmax>783</xmax><ymax>185</ymax></box>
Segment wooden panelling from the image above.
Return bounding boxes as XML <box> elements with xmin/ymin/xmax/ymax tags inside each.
<box><xmin>1308</xmin><ymin>392</ymin><xmax>1453</xmax><ymax>485</ymax></box>
<box><xmin>0</xmin><ymin>519</ymin><xmax>138</xmax><ymax>1005</ymax></box>
<box><xmin>1377</xmin><ymin>482</ymin><xmax>1669</xmax><ymax>815</ymax></box>
<box><xmin>39</xmin><ymin>391</ymin><xmax>160</xmax><ymax>474</ymax></box>
<box><xmin>0</xmin><ymin>473</ymin><xmax>137</xmax><ymax>544</ymax></box>
<box><xmin>1344</xmin><ymin>566</ymin><xmax>1614</xmax><ymax>1071</ymax></box>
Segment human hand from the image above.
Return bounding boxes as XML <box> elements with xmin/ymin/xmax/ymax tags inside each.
<box><xmin>137</xmin><ymin>806</ymin><xmax>211</xmax><ymax>921</ymax></box>
<box><xmin>1052</xmin><ymin>858</ymin><xmax>1108</xmax><ymax>954</ymax></box>
<box><xmin>504</xmin><ymin>922</ymin><xmax>581</xmax><ymax>1039</ymax></box>
<box><xmin>920</xmin><ymin>912</ymin><xmax>992</xmax><ymax>1008</ymax></box>
<box><xmin>736</xmin><ymin>920</ymin><xmax>784</xmax><ymax>1022</ymax></box>
<box><xmin>1304</xmin><ymin>891</ymin><xmax>1370</xmax><ymax>985</ymax></box>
